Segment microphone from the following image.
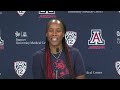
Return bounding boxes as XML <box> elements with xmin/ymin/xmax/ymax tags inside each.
<box><xmin>55</xmin><ymin>70</ymin><xmax>58</xmax><ymax>79</ymax></box>
<box><xmin>55</xmin><ymin>48</ymin><xmax>59</xmax><ymax>79</ymax></box>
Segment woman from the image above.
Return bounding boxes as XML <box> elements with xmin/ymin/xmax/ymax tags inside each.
<box><xmin>32</xmin><ymin>18</ymin><xmax>86</xmax><ymax>79</ymax></box>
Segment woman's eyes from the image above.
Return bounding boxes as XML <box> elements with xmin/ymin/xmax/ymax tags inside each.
<box><xmin>48</xmin><ymin>29</ymin><xmax>62</xmax><ymax>32</ymax></box>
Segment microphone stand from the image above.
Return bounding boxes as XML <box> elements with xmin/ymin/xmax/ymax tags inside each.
<box><xmin>55</xmin><ymin>70</ymin><xmax>58</xmax><ymax>79</ymax></box>
<box><xmin>55</xmin><ymin>48</ymin><xmax>59</xmax><ymax>79</ymax></box>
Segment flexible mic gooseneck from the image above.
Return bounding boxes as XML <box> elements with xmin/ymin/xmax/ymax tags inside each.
<box><xmin>56</xmin><ymin>48</ymin><xmax>59</xmax><ymax>79</ymax></box>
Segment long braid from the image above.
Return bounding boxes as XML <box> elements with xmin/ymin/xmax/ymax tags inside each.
<box><xmin>45</xmin><ymin>19</ymin><xmax>54</xmax><ymax>79</ymax></box>
<box><xmin>62</xmin><ymin>39</ymin><xmax>75</xmax><ymax>79</ymax></box>
<box><xmin>45</xmin><ymin>39</ymin><xmax>54</xmax><ymax>79</ymax></box>
<box><xmin>61</xmin><ymin>19</ymin><xmax>75</xmax><ymax>79</ymax></box>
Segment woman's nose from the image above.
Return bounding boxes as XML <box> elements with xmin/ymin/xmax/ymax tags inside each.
<box><xmin>53</xmin><ymin>31</ymin><xmax>57</xmax><ymax>36</ymax></box>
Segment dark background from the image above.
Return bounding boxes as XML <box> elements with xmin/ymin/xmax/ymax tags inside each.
<box><xmin>0</xmin><ymin>11</ymin><xmax>120</xmax><ymax>79</ymax></box>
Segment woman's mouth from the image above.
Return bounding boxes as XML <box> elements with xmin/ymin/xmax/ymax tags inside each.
<box><xmin>51</xmin><ymin>38</ymin><xmax>58</xmax><ymax>42</ymax></box>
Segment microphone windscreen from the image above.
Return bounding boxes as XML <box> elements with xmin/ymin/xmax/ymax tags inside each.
<box><xmin>56</xmin><ymin>48</ymin><xmax>59</xmax><ymax>53</ymax></box>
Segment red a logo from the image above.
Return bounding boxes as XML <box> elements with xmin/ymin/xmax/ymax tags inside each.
<box><xmin>88</xmin><ymin>29</ymin><xmax>105</xmax><ymax>45</ymax></box>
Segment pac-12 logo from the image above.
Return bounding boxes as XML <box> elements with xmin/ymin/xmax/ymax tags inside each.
<box><xmin>65</xmin><ymin>31</ymin><xmax>77</xmax><ymax>47</ymax></box>
<box><xmin>115</xmin><ymin>61</ymin><xmax>120</xmax><ymax>75</ymax></box>
<box><xmin>17</xmin><ymin>11</ymin><xmax>26</xmax><ymax>16</ymax></box>
<box><xmin>14</xmin><ymin>61</ymin><xmax>27</xmax><ymax>77</ymax></box>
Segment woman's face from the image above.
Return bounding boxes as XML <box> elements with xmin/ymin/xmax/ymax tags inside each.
<box><xmin>46</xmin><ymin>20</ymin><xmax>65</xmax><ymax>47</ymax></box>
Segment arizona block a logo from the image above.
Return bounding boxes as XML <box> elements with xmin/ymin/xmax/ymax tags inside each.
<box><xmin>88</xmin><ymin>29</ymin><xmax>105</xmax><ymax>45</ymax></box>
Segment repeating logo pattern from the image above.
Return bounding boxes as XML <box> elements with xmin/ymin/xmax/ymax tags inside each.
<box><xmin>115</xmin><ymin>61</ymin><xmax>120</xmax><ymax>75</ymax></box>
<box><xmin>17</xmin><ymin>11</ymin><xmax>26</xmax><ymax>16</ymax></box>
<box><xmin>0</xmin><ymin>30</ymin><xmax>4</xmax><ymax>50</ymax></box>
<box><xmin>88</xmin><ymin>29</ymin><xmax>105</xmax><ymax>49</ymax></box>
<box><xmin>65</xmin><ymin>31</ymin><xmax>77</xmax><ymax>47</ymax></box>
<box><xmin>14</xmin><ymin>61</ymin><xmax>27</xmax><ymax>77</ymax></box>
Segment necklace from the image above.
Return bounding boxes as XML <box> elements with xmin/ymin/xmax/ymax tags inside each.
<box><xmin>51</xmin><ymin>50</ymin><xmax>62</xmax><ymax>60</ymax></box>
